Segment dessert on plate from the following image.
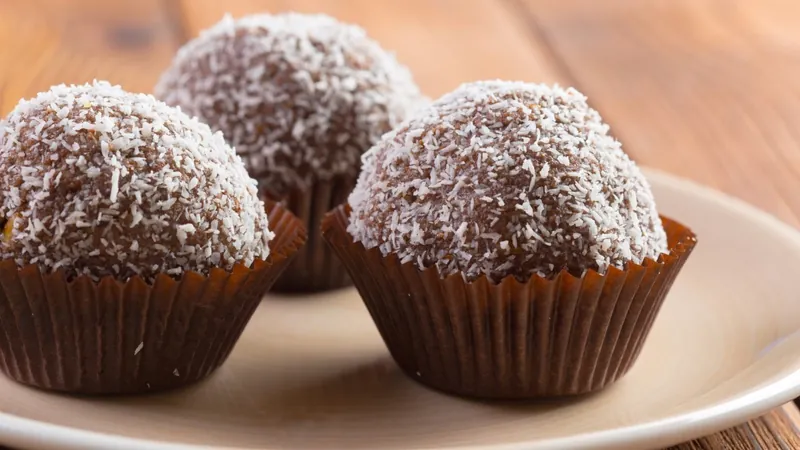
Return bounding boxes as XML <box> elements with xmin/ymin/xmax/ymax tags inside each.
<box><xmin>155</xmin><ymin>12</ymin><xmax>425</xmax><ymax>293</ymax></box>
<box><xmin>323</xmin><ymin>80</ymin><xmax>696</xmax><ymax>399</ymax></box>
<box><xmin>0</xmin><ymin>81</ymin><xmax>305</xmax><ymax>395</ymax></box>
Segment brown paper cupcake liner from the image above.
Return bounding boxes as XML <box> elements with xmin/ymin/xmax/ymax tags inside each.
<box><xmin>0</xmin><ymin>200</ymin><xmax>306</xmax><ymax>395</ymax></box>
<box><xmin>267</xmin><ymin>175</ymin><xmax>356</xmax><ymax>293</ymax></box>
<box><xmin>322</xmin><ymin>205</ymin><xmax>696</xmax><ymax>399</ymax></box>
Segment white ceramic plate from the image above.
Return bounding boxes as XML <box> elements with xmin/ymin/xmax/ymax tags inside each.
<box><xmin>0</xmin><ymin>169</ymin><xmax>800</xmax><ymax>450</ymax></box>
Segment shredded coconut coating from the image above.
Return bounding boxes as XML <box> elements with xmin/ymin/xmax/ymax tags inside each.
<box><xmin>348</xmin><ymin>81</ymin><xmax>668</xmax><ymax>281</ymax></box>
<box><xmin>0</xmin><ymin>81</ymin><xmax>273</xmax><ymax>282</ymax></box>
<box><xmin>155</xmin><ymin>13</ymin><xmax>426</xmax><ymax>197</ymax></box>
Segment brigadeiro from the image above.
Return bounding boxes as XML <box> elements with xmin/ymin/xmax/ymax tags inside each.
<box><xmin>323</xmin><ymin>80</ymin><xmax>696</xmax><ymax>399</ymax></box>
<box><xmin>0</xmin><ymin>81</ymin><xmax>306</xmax><ymax>395</ymax></box>
<box><xmin>155</xmin><ymin>13</ymin><xmax>426</xmax><ymax>293</ymax></box>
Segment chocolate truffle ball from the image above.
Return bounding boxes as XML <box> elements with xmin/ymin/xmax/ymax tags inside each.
<box><xmin>347</xmin><ymin>80</ymin><xmax>668</xmax><ymax>281</ymax></box>
<box><xmin>154</xmin><ymin>13</ymin><xmax>425</xmax><ymax>197</ymax></box>
<box><xmin>0</xmin><ymin>81</ymin><xmax>273</xmax><ymax>282</ymax></box>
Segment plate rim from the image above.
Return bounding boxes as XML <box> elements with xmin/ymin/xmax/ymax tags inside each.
<box><xmin>1</xmin><ymin>168</ymin><xmax>800</xmax><ymax>450</ymax></box>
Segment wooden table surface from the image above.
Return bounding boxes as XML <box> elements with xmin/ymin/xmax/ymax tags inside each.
<box><xmin>1</xmin><ymin>0</ymin><xmax>800</xmax><ymax>448</ymax></box>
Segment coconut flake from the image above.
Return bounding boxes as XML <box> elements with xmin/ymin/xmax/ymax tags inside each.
<box><xmin>347</xmin><ymin>80</ymin><xmax>668</xmax><ymax>281</ymax></box>
<box><xmin>155</xmin><ymin>12</ymin><xmax>426</xmax><ymax>195</ymax></box>
<box><xmin>0</xmin><ymin>80</ymin><xmax>275</xmax><ymax>282</ymax></box>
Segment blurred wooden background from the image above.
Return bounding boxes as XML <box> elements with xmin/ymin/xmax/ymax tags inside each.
<box><xmin>2</xmin><ymin>0</ymin><xmax>800</xmax><ymax>448</ymax></box>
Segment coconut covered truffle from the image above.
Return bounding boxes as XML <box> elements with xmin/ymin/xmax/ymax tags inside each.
<box><xmin>347</xmin><ymin>81</ymin><xmax>668</xmax><ymax>281</ymax></box>
<box><xmin>0</xmin><ymin>81</ymin><xmax>273</xmax><ymax>282</ymax></box>
<box><xmin>154</xmin><ymin>13</ymin><xmax>425</xmax><ymax>197</ymax></box>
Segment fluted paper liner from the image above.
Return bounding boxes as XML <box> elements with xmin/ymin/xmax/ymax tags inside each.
<box><xmin>268</xmin><ymin>175</ymin><xmax>355</xmax><ymax>293</ymax></box>
<box><xmin>322</xmin><ymin>205</ymin><xmax>697</xmax><ymax>399</ymax></box>
<box><xmin>0</xmin><ymin>200</ymin><xmax>306</xmax><ymax>395</ymax></box>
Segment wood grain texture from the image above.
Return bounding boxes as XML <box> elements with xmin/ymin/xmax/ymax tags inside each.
<box><xmin>173</xmin><ymin>0</ymin><xmax>563</xmax><ymax>97</ymax></box>
<box><xmin>513</xmin><ymin>0</ymin><xmax>800</xmax><ymax>227</ymax></box>
<box><xmin>667</xmin><ymin>404</ymin><xmax>800</xmax><ymax>450</ymax></box>
<box><xmin>0</xmin><ymin>0</ymin><xmax>178</xmax><ymax>114</ymax></box>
